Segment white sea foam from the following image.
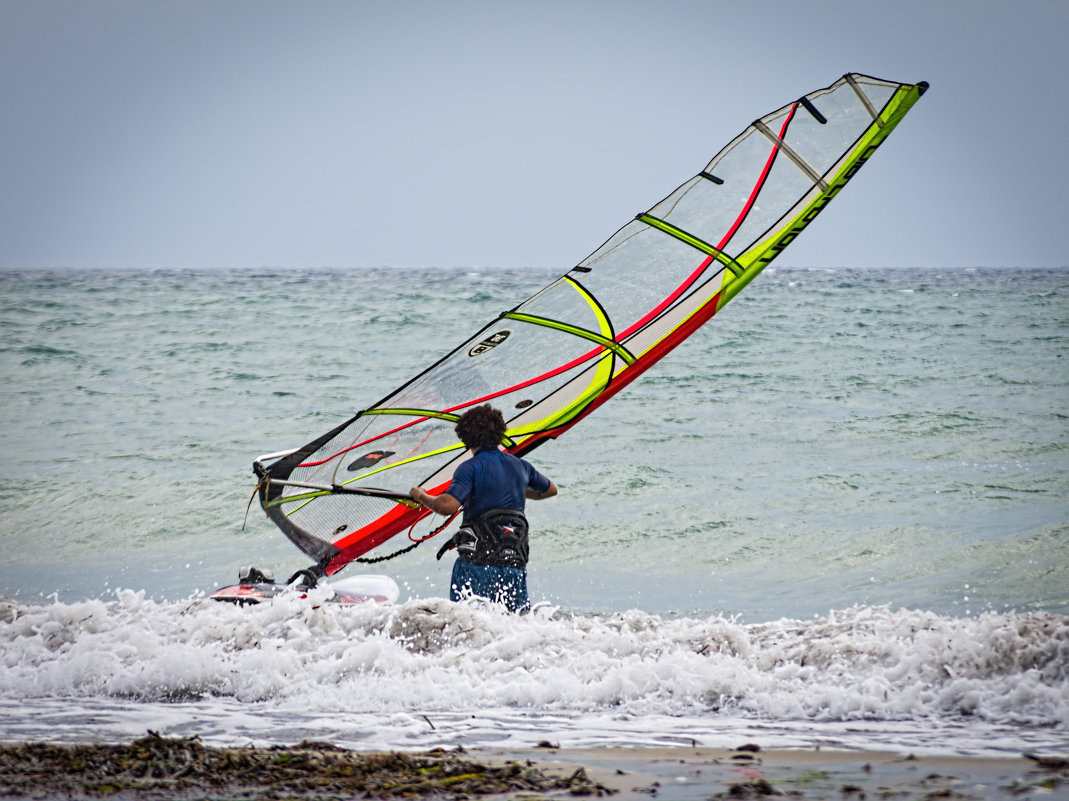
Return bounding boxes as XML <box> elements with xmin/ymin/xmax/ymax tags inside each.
<box><xmin>1</xmin><ymin>592</ymin><xmax>1066</xmax><ymax>754</ymax></box>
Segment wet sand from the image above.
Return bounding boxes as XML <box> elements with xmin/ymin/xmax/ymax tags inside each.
<box><xmin>0</xmin><ymin>734</ymin><xmax>1065</xmax><ymax>800</ymax></box>
<box><xmin>502</xmin><ymin>744</ymin><xmax>1068</xmax><ymax>800</ymax></box>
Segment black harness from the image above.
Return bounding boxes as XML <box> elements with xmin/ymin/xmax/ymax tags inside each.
<box><xmin>436</xmin><ymin>507</ymin><xmax>530</xmax><ymax>569</ymax></box>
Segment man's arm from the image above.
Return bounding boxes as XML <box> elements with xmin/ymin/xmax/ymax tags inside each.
<box><xmin>410</xmin><ymin>486</ymin><xmax>462</xmax><ymax>516</ymax></box>
<box><xmin>526</xmin><ymin>480</ymin><xmax>558</xmax><ymax>501</ymax></box>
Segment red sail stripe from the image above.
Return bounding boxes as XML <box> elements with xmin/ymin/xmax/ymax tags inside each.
<box><xmin>717</xmin><ymin>103</ymin><xmax>797</xmax><ymax>251</ymax></box>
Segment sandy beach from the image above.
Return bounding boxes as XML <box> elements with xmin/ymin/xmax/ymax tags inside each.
<box><xmin>1</xmin><ymin>735</ymin><xmax>1065</xmax><ymax>800</ymax></box>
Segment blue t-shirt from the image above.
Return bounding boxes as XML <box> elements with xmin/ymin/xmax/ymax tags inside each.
<box><xmin>446</xmin><ymin>449</ymin><xmax>551</xmax><ymax>523</ymax></box>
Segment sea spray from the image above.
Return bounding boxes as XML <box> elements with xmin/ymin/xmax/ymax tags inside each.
<box><xmin>2</xmin><ymin>593</ymin><xmax>1065</xmax><ymax>748</ymax></box>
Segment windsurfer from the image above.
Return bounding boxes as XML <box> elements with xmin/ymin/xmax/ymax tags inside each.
<box><xmin>409</xmin><ymin>404</ymin><xmax>557</xmax><ymax>612</ymax></box>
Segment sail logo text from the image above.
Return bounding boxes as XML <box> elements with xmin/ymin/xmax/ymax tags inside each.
<box><xmin>469</xmin><ymin>330</ymin><xmax>511</xmax><ymax>357</ymax></box>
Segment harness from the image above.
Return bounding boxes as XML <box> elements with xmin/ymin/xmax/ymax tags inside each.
<box><xmin>435</xmin><ymin>507</ymin><xmax>530</xmax><ymax>569</ymax></box>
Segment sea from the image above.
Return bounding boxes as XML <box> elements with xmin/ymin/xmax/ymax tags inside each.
<box><xmin>1</xmin><ymin>265</ymin><xmax>1066</xmax><ymax>758</ymax></box>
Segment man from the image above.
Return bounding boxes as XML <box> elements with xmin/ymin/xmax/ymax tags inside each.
<box><xmin>409</xmin><ymin>404</ymin><xmax>557</xmax><ymax>612</ymax></box>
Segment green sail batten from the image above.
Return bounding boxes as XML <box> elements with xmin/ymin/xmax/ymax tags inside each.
<box><xmin>361</xmin><ymin>408</ymin><xmax>460</xmax><ymax>423</ymax></box>
<box><xmin>360</xmin><ymin>407</ymin><xmax>516</xmax><ymax>447</ymax></box>
<box><xmin>266</xmin><ymin>489</ymin><xmax>329</xmax><ymax>508</ymax></box>
<box><xmin>503</xmin><ymin>311</ymin><xmax>637</xmax><ymax>365</ymax></box>
<box><xmin>637</xmin><ymin>214</ymin><xmax>744</xmax><ymax>276</ymax></box>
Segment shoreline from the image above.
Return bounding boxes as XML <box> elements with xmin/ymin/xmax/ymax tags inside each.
<box><xmin>0</xmin><ymin>734</ymin><xmax>1065</xmax><ymax>800</ymax></box>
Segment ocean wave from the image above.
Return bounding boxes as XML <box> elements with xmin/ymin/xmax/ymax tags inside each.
<box><xmin>2</xmin><ymin>592</ymin><xmax>1065</xmax><ymax>731</ymax></box>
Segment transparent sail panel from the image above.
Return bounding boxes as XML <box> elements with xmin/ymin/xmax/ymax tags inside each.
<box><xmin>575</xmin><ymin>222</ymin><xmax>716</xmax><ymax>333</ymax></box>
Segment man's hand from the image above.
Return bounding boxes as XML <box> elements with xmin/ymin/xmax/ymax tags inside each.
<box><xmin>409</xmin><ymin>487</ymin><xmax>461</xmax><ymax>516</ymax></box>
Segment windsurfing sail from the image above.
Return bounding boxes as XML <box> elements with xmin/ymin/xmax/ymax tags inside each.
<box><xmin>255</xmin><ymin>72</ymin><xmax>928</xmax><ymax>575</ymax></box>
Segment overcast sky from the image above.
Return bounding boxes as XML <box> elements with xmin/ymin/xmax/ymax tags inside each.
<box><xmin>2</xmin><ymin>0</ymin><xmax>1065</xmax><ymax>270</ymax></box>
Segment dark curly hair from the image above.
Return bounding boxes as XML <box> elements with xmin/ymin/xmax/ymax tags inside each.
<box><xmin>455</xmin><ymin>404</ymin><xmax>506</xmax><ymax>451</ymax></box>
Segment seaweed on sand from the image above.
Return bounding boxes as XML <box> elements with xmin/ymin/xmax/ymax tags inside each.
<box><xmin>0</xmin><ymin>731</ymin><xmax>615</xmax><ymax>799</ymax></box>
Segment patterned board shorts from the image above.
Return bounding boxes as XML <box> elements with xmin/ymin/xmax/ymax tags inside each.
<box><xmin>450</xmin><ymin>557</ymin><xmax>530</xmax><ymax>613</ymax></box>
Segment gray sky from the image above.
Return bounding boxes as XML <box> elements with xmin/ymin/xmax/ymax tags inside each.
<box><xmin>2</xmin><ymin>0</ymin><xmax>1065</xmax><ymax>270</ymax></box>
